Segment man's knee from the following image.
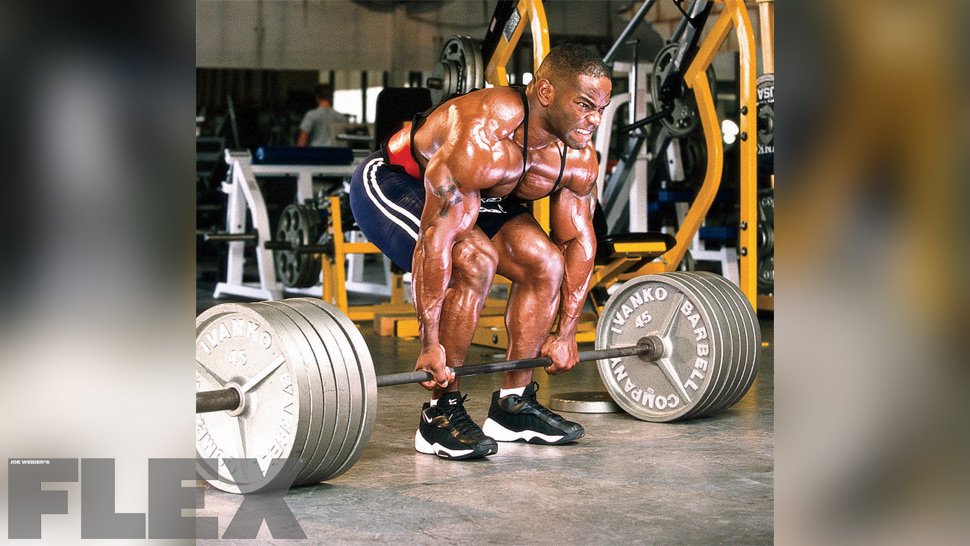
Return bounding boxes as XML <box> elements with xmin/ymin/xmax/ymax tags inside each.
<box><xmin>532</xmin><ymin>247</ymin><xmax>564</xmax><ymax>287</ymax></box>
<box><xmin>509</xmin><ymin>238</ymin><xmax>563</xmax><ymax>287</ymax></box>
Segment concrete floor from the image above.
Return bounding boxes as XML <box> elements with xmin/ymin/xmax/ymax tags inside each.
<box><xmin>195</xmin><ymin>270</ymin><xmax>774</xmax><ymax>545</ymax></box>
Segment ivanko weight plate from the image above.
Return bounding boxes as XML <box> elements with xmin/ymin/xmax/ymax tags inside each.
<box><xmin>260</xmin><ymin>301</ymin><xmax>340</xmax><ymax>487</ymax></box>
<box><xmin>195</xmin><ymin>303</ymin><xmax>312</xmax><ymax>493</ymax></box>
<box><xmin>274</xmin><ymin>299</ymin><xmax>358</xmax><ymax>483</ymax></box>
<box><xmin>595</xmin><ymin>273</ymin><xmax>726</xmax><ymax>422</ymax></box>
<box><xmin>297</xmin><ymin>298</ymin><xmax>376</xmax><ymax>481</ymax></box>
<box><xmin>664</xmin><ymin>272</ymin><xmax>740</xmax><ymax>418</ymax></box>
<box><xmin>692</xmin><ymin>272</ymin><xmax>761</xmax><ymax>411</ymax></box>
<box><xmin>681</xmin><ymin>273</ymin><xmax>752</xmax><ymax>414</ymax></box>
<box><xmin>249</xmin><ymin>303</ymin><xmax>327</xmax><ymax>487</ymax></box>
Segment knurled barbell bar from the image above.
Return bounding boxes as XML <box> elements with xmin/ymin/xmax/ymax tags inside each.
<box><xmin>197</xmin><ymin>340</ymin><xmax>662</xmax><ymax>414</ymax></box>
<box><xmin>195</xmin><ymin>272</ymin><xmax>760</xmax><ymax>494</ymax></box>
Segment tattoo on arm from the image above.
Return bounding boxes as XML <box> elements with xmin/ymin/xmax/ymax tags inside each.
<box><xmin>435</xmin><ymin>177</ymin><xmax>463</xmax><ymax>218</ymax></box>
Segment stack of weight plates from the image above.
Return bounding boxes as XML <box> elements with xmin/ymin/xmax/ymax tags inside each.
<box><xmin>195</xmin><ymin>299</ymin><xmax>376</xmax><ymax>493</ymax></box>
<box><xmin>274</xmin><ymin>204</ymin><xmax>325</xmax><ymax>288</ymax></box>
<box><xmin>594</xmin><ymin>272</ymin><xmax>760</xmax><ymax>422</ymax></box>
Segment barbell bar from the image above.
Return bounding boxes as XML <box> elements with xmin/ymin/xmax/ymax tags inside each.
<box><xmin>197</xmin><ymin>340</ymin><xmax>662</xmax><ymax>414</ymax></box>
<box><xmin>195</xmin><ymin>272</ymin><xmax>760</xmax><ymax>494</ymax></box>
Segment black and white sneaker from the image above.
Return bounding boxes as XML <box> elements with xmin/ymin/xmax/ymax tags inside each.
<box><xmin>482</xmin><ymin>382</ymin><xmax>585</xmax><ymax>445</ymax></box>
<box><xmin>415</xmin><ymin>391</ymin><xmax>498</xmax><ymax>460</ymax></box>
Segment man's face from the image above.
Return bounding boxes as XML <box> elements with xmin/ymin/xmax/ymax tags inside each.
<box><xmin>549</xmin><ymin>74</ymin><xmax>612</xmax><ymax>150</ymax></box>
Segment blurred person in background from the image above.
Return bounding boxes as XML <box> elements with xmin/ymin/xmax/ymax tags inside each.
<box><xmin>296</xmin><ymin>83</ymin><xmax>346</xmax><ymax>147</ymax></box>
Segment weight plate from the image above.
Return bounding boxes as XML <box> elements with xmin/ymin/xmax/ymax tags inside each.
<box><xmin>693</xmin><ymin>274</ymin><xmax>752</xmax><ymax>414</ymax></box>
<box><xmin>756</xmin><ymin>73</ymin><xmax>774</xmax><ymax>150</ymax></box>
<box><xmin>758</xmin><ymin>189</ymin><xmax>774</xmax><ymax>224</ymax></box>
<box><xmin>676</xmin><ymin>248</ymin><xmax>696</xmax><ymax>272</ymax></box>
<box><xmin>671</xmin><ymin>272</ymin><xmax>750</xmax><ymax>416</ymax></box>
<box><xmin>279</xmin><ymin>303</ymin><xmax>350</xmax><ymax>485</ymax></box>
<box><xmin>274</xmin><ymin>204</ymin><xmax>323</xmax><ymax>288</ymax></box>
<box><xmin>430</xmin><ymin>36</ymin><xmax>484</xmax><ymax>105</ymax></box>
<box><xmin>692</xmin><ymin>272</ymin><xmax>761</xmax><ymax>408</ymax></box>
<box><xmin>758</xmin><ymin>254</ymin><xmax>774</xmax><ymax>294</ymax></box>
<box><xmin>704</xmin><ymin>277</ymin><xmax>755</xmax><ymax>413</ymax></box>
<box><xmin>664</xmin><ymin>272</ymin><xmax>739</xmax><ymax>419</ymax></box>
<box><xmin>458</xmin><ymin>36</ymin><xmax>485</xmax><ymax>91</ymax></box>
<box><xmin>677</xmin><ymin>272</ymin><xmax>741</xmax><ymax>418</ymax></box>
<box><xmin>299</xmin><ymin>298</ymin><xmax>376</xmax><ymax>480</ymax></box>
<box><xmin>549</xmin><ymin>391</ymin><xmax>622</xmax><ymax>414</ymax></box>
<box><xmin>649</xmin><ymin>43</ymin><xmax>716</xmax><ymax>137</ymax></box>
<box><xmin>275</xmin><ymin>299</ymin><xmax>360</xmax><ymax>483</ymax></box>
<box><xmin>595</xmin><ymin>273</ymin><xmax>726</xmax><ymax>421</ymax></box>
<box><xmin>290</xmin><ymin>206</ymin><xmax>312</xmax><ymax>289</ymax></box>
<box><xmin>757</xmin><ymin>73</ymin><xmax>774</xmax><ymax>174</ymax></box>
<box><xmin>429</xmin><ymin>59</ymin><xmax>459</xmax><ymax>106</ymax></box>
<box><xmin>297</xmin><ymin>204</ymin><xmax>325</xmax><ymax>288</ymax></box>
<box><xmin>291</xmin><ymin>301</ymin><xmax>360</xmax><ymax>482</ymax></box>
<box><xmin>262</xmin><ymin>302</ymin><xmax>340</xmax><ymax>486</ymax></box>
<box><xmin>248</xmin><ymin>303</ymin><xmax>324</xmax><ymax>488</ymax></box>
<box><xmin>195</xmin><ymin>303</ymin><xmax>312</xmax><ymax>494</ymax></box>
<box><xmin>758</xmin><ymin>221</ymin><xmax>774</xmax><ymax>256</ymax></box>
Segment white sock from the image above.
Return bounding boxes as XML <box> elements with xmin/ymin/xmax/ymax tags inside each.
<box><xmin>500</xmin><ymin>386</ymin><xmax>526</xmax><ymax>398</ymax></box>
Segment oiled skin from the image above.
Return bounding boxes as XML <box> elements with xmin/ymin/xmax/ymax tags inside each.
<box><xmin>400</xmin><ymin>72</ymin><xmax>612</xmax><ymax>396</ymax></box>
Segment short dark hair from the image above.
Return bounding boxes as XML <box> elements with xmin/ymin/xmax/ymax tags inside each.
<box><xmin>536</xmin><ymin>44</ymin><xmax>611</xmax><ymax>84</ymax></box>
<box><xmin>314</xmin><ymin>83</ymin><xmax>334</xmax><ymax>103</ymax></box>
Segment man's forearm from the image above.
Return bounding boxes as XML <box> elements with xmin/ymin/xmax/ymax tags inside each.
<box><xmin>412</xmin><ymin>227</ymin><xmax>454</xmax><ymax>350</ymax></box>
<box><xmin>555</xmin><ymin>238</ymin><xmax>595</xmax><ymax>337</ymax></box>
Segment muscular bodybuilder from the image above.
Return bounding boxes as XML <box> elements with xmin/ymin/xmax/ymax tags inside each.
<box><xmin>350</xmin><ymin>44</ymin><xmax>611</xmax><ymax>459</ymax></box>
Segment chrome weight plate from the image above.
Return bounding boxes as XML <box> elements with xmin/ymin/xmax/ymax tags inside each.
<box><xmin>274</xmin><ymin>299</ymin><xmax>361</xmax><ymax>483</ymax></box>
<box><xmin>667</xmin><ymin>272</ymin><xmax>749</xmax><ymax>417</ymax></box>
<box><xmin>688</xmin><ymin>274</ymin><xmax>753</xmax><ymax>414</ymax></box>
<box><xmin>248</xmin><ymin>303</ymin><xmax>326</xmax><ymax>487</ymax></box>
<box><xmin>692</xmin><ymin>272</ymin><xmax>761</xmax><ymax>410</ymax></box>
<box><xmin>595</xmin><ymin>273</ymin><xmax>726</xmax><ymax>421</ymax></box>
<box><xmin>195</xmin><ymin>303</ymin><xmax>313</xmax><ymax>494</ymax></box>
<box><xmin>260</xmin><ymin>302</ymin><xmax>341</xmax><ymax>486</ymax></box>
<box><xmin>298</xmin><ymin>298</ymin><xmax>376</xmax><ymax>480</ymax></box>
<box><xmin>265</xmin><ymin>300</ymin><xmax>343</xmax><ymax>485</ymax></box>
<box><xmin>663</xmin><ymin>272</ymin><xmax>740</xmax><ymax>419</ymax></box>
<box><xmin>702</xmin><ymin>277</ymin><xmax>755</xmax><ymax>414</ymax></box>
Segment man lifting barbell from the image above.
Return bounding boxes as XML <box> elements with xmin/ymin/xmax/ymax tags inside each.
<box><xmin>349</xmin><ymin>44</ymin><xmax>612</xmax><ymax>460</ymax></box>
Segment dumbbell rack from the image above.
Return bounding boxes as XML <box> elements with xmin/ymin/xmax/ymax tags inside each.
<box><xmin>213</xmin><ymin>150</ymin><xmax>358</xmax><ymax>301</ymax></box>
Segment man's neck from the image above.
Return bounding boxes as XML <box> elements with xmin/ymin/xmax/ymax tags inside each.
<box><xmin>522</xmin><ymin>86</ymin><xmax>558</xmax><ymax>150</ymax></box>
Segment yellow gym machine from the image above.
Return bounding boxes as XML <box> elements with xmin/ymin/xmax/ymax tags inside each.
<box><xmin>327</xmin><ymin>0</ymin><xmax>770</xmax><ymax>343</ymax></box>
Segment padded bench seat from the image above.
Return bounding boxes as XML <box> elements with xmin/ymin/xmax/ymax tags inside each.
<box><xmin>596</xmin><ymin>232</ymin><xmax>677</xmax><ymax>265</ymax></box>
<box><xmin>254</xmin><ymin>146</ymin><xmax>355</xmax><ymax>165</ymax></box>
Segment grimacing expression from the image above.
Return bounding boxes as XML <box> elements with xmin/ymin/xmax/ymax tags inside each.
<box><xmin>550</xmin><ymin>74</ymin><xmax>612</xmax><ymax>149</ymax></box>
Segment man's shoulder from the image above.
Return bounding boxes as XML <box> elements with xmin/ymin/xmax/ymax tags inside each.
<box><xmin>476</xmin><ymin>86</ymin><xmax>524</xmax><ymax>108</ymax></box>
<box><xmin>324</xmin><ymin>108</ymin><xmax>346</xmax><ymax>120</ymax></box>
<box><xmin>443</xmin><ymin>87</ymin><xmax>524</xmax><ymax>126</ymax></box>
<box><xmin>303</xmin><ymin>106</ymin><xmax>324</xmax><ymax>119</ymax></box>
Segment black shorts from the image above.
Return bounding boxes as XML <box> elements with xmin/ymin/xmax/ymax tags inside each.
<box><xmin>349</xmin><ymin>151</ymin><xmax>528</xmax><ymax>272</ymax></box>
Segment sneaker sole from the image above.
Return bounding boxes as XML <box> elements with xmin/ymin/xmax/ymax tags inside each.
<box><xmin>414</xmin><ymin>430</ymin><xmax>498</xmax><ymax>460</ymax></box>
<box><xmin>482</xmin><ymin>418</ymin><xmax>584</xmax><ymax>445</ymax></box>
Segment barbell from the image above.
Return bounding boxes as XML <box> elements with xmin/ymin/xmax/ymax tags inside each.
<box><xmin>195</xmin><ymin>272</ymin><xmax>760</xmax><ymax>493</ymax></box>
<box><xmin>200</xmin><ymin>202</ymin><xmax>337</xmax><ymax>289</ymax></box>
